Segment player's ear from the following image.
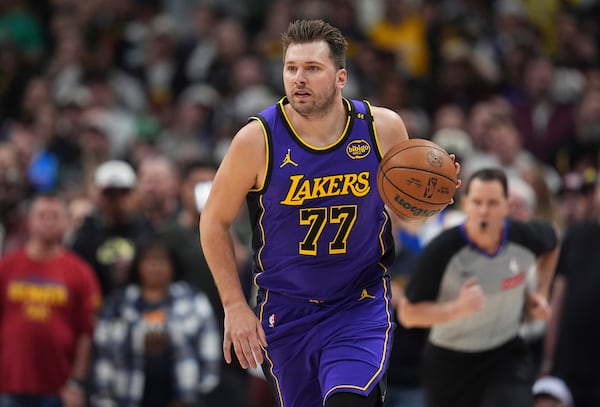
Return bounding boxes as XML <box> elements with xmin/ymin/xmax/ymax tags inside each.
<box><xmin>336</xmin><ymin>68</ymin><xmax>347</xmax><ymax>88</ymax></box>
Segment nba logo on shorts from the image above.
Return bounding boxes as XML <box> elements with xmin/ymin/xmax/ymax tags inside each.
<box><xmin>269</xmin><ymin>313</ymin><xmax>276</xmax><ymax>328</ymax></box>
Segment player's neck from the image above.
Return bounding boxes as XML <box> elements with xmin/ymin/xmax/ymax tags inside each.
<box><xmin>286</xmin><ymin>100</ymin><xmax>347</xmax><ymax>147</ymax></box>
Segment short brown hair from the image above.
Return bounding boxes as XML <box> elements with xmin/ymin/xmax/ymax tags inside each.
<box><xmin>465</xmin><ymin>167</ymin><xmax>509</xmax><ymax>198</ymax></box>
<box><xmin>281</xmin><ymin>19</ymin><xmax>348</xmax><ymax>69</ymax></box>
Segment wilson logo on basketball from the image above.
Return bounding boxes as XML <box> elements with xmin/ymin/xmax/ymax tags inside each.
<box><xmin>346</xmin><ymin>139</ymin><xmax>371</xmax><ymax>159</ymax></box>
<box><xmin>393</xmin><ymin>195</ymin><xmax>442</xmax><ymax>218</ymax></box>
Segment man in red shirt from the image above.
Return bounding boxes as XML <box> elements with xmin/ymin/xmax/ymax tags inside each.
<box><xmin>0</xmin><ymin>193</ymin><xmax>101</xmax><ymax>407</ymax></box>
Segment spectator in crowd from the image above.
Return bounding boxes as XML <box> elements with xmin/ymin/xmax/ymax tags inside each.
<box><xmin>542</xmin><ymin>175</ymin><xmax>600</xmax><ymax>407</ymax></box>
<box><xmin>91</xmin><ymin>234</ymin><xmax>220</xmax><ymax>407</ymax></box>
<box><xmin>179</xmin><ymin>4</ymin><xmax>219</xmax><ymax>86</ymax></box>
<box><xmin>463</xmin><ymin>118</ymin><xmax>561</xmax><ymax>194</ymax></box>
<box><xmin>157</xmin><ymin>83</ymin><xmax>221</xmax><ymax>165</ymax></box>
<box><xmin>553</xmin><ymin>89</ymin><xmax>600</xmax><ymax>175</ymax></box>
<box><xmin>367</xmin><ymin>0</ymin><xmax>429</xmax><ymax>80</ymax></box>
<box><xmin>70</xmin><ymin>160</ymin><xmax>153</xmax><ymax>296</ymax></box>
<box><xmin>0</xmin><ymin>141</ymin><xmax>30</xmax><ymax>257</ymax></box>
<box><xmin>136</xmin><ymin>155</ymin><xmax>180</xmax><ymax>229</ymax></box>
<box><xmin>160</xmin><ymin>159</ymin><xmax>259</xmax><ymax>407</ymax></box>
<box><xmin>0</xmin><ymin>193</ymin><xmax>101</xmax><ymax>407</ymax></box>
<box><xmin>400</xmin><ymin>168</ymin><xmax>560</xmax><ymax>407</ymax></box>
<box><xmin>512</xmin><ymin>56</ymin><xmax>575</xmax><ymax>166</ymax></box>
<box><xmin>556</xmin><ymin>168</ymin><xmax>597</xmax><ymax>229</ymax></box>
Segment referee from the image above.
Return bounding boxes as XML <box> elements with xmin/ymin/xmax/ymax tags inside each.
<box><xmin>399</xmin><ymin>168</ymin><xmax>560</xmax><ymax>407</ymax></box>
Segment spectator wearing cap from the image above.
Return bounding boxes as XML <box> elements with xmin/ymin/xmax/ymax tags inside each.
<box><xmin>533</xmin><ymin>376</ymin><xmax>573</xmax><ymax>407</ymax></box>
<box><xmin>69</xmin><ymin>160</ymin><xmax>153</xmax><ymax>297</ymax></box>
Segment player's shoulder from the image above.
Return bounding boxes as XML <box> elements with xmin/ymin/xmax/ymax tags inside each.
<box><xmin>369</xmin><ymin>104</ymin><xmax>409</xmax><ymax>154</ymax></box>
<box><xmin>369</xmin><ymin>105</ymin><xmax>403</xmax><ymax>123</ymax></box>
<box><xmin>227</xmin><ymin>119</ymin><xmax>266</xmax><ymax>155</ymax></box>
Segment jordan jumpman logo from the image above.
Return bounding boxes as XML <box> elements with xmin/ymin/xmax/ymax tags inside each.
<box><xmin>280</xmin><ymin>148</ymin><xmax>299</xmax><ymax>168</ymax></box>
<box><xmin>358</xmin><ymin>288</ymin><xmax>376</xmax><ymax>301</ymax></box>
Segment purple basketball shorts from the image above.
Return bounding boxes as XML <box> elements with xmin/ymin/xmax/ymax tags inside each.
<box><xmin>256</xmin><ymin>277</ymin><xmax>394</xmax><ymax>407</ymax></box>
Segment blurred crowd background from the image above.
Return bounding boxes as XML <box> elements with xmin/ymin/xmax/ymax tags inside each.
<box><xmin>1</xmin><ymin>0</ymin><xmax>599</xmax><ymax>406</ymax></box>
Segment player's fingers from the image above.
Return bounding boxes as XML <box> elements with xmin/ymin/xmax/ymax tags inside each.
<box><xmin>239</xmin><ymin>338</ymin><xmax>258</xmax><ymax>369</ymax></box>
<box><xmin>257</xmin><ymin>322</ymin><xmax>268</xmax><ymax>348</ymax></box>
<box><xmin>251</xmin><ymin>341</ymin><xmax>264</xmax><ymax>366</ymax></box>
<box><xmin>449</xmin><ymin>154</ymin><xmax>461</xmax><ymax>172</ymax></box>
<box><xmin>233</xmin><ymin>340</ymin><xmax>250</xmax><ymax>369</ymax></box>
<box><xmin>223</xmin><ymin>336</ymin><xmax>233</xmax><ymax>364</ymax></box>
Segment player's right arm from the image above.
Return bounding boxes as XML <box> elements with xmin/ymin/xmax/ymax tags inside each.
<box><xmin>199</xmin><ymin>120</ymin><xmax>267</xmax><ymax>369</ymax></box>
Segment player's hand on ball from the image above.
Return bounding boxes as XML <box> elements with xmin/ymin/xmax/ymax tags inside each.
<box><xmin>378</xmin><ymin>139</ymin><xmax>458</xmax><ymax>222</ymax></box>
<box><xmin>449</xmin><ymin>153</ymin><xmax>462</xmax><ymax>205</ymax></box>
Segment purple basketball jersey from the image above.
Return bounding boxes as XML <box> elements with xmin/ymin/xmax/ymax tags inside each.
<box><xmin>247</xmin><ymin>97</ymin><xmax>395</xmax><ymax>302</ymax></box>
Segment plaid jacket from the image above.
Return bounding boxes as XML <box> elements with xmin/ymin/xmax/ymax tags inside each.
<box><xmin>91</xmin><ymin>282</ymin><xmax>221</xmax><ymax>407</ymax></box>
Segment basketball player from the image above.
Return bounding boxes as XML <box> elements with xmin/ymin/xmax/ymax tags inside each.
<box><xmin>399</xmin><ymin>167</ymin><xmax>560</xmax><ymax>407</ymax></box>
<box><xmin>200</xmin><ymin>19</ymin><xmax>458</xmax><ymax>407</ymax></box>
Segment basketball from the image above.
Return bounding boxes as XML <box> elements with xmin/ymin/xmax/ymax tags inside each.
<box><xmin>377</xmin><ymin>138</ymin><xmax>457</xmax><ymax>221</ymax></box>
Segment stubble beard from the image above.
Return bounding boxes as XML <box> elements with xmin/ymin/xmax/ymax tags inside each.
<box><xmin>287</xmin><ymin>84</ymin><xmax>338</xmax><ymax>119</ymax></box>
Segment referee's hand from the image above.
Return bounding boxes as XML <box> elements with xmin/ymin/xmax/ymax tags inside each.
<box><xmin>456</xmin><ymin>278</ymin><xmax>485</xmax><ymax>318</ymax></box>
<box><xmin>524</xmin><ymin>292</ymin><xmax>551</xmax><ymax>321</ymax></box>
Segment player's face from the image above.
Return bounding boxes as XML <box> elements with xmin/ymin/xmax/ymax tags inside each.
<box><xmin>462</xmin><ymin>179</ymin><xmax>509</xmax><ymax>231</ymax></box>
<box><xmin>283</xmin><ymin>40</ymin><xmax>346</xmax><ymax>117</ymax></box>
